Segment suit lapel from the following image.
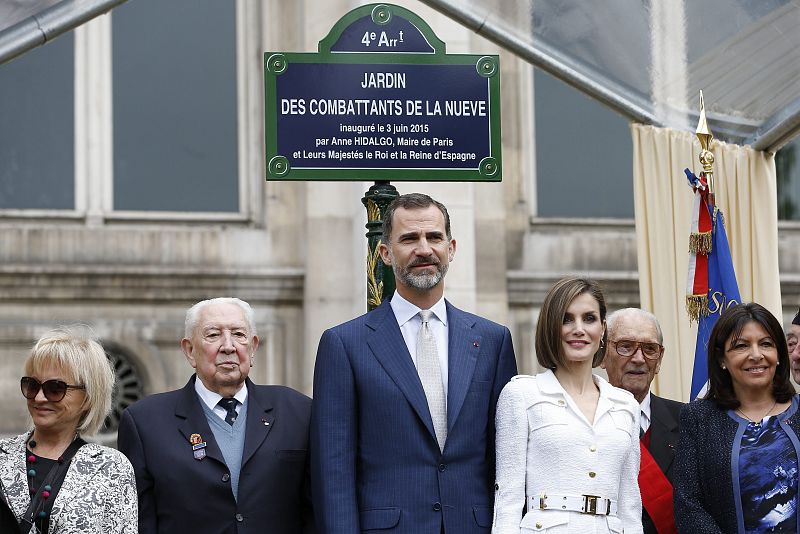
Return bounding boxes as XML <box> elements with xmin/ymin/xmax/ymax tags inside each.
<box><xmin>366</xmin><ymin>301</ymin><xmax>437</xmax><ymax>440</ymax></box>
<box><xmin>242</xmin><ymin>381</ymin><xmax>274</xmax><ymax>468</ymax></box>
<box><xmin>446</xmin><ymin>302</ymin><xmax>481</xmax><ymax>433</ymax></box>
<box><xmin>648</xmin><ymin>394</ymin><xmax>679</xmax><ymax>474</ymax></box>
<box><xmin>175</xmin><ymin>376</ymin><xmax>227</xmax><ymax>466</ymax></box>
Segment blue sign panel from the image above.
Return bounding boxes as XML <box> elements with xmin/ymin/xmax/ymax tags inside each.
<box><xmin>330</xmin><ymin>14</ymin><xmax>435</xmax><ymax>53</ymax></box>
<box><xmin>276</xmin><ymin>63</ymin><xmax>490</xmax><ymax>170</ymax></box>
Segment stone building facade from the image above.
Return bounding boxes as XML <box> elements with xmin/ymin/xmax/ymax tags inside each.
<box><xmin>1</xmin><ymin>0</ymin><xmax>799</xmax><ymax>441</ymax></box>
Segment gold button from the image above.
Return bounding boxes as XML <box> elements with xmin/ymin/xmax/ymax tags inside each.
<box><xmin>589</xmin><ymin>471</ymin><xmax>596</xmax><ymax>478</ymax></box>
<box><xmin>536</xmin><ymin>523</ymin><xmax>542</xmax><ymax>529</ymax></box>
<box><xmin>558</xmin><ymin>400</ymin><xmax>565</xmax><ymax>405</ymax></box>
<box><xmin>589</xmin><ymin>445</ymin><xmax>597</xmax><ymax>452</ymax></box>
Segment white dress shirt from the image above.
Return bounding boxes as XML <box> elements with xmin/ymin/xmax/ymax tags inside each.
<box><xmin>389</xmin><ymin>291</ymin><xmax>449</xmax><ymax>396</ymax></box>
<box><xmin>639</xmin><ymin>390</ymin><xmax>652</xmax><ymax>434</ymax></box>
<box><xmin>194</xmin><ymin>376</ymin><xmax>248</xmax><ymax>422</ymax></box>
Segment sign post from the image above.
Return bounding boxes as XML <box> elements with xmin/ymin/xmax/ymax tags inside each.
<box><xmin>265</xmin><ymin>3</ymin><xmax>502</xmax><ymax>309</ymax></box>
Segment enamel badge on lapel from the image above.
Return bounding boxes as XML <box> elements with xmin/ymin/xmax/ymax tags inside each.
<box><xmin>189</xmin><ymin>433</ymin><xmax>207</xmax><ymax>460</ymax></box>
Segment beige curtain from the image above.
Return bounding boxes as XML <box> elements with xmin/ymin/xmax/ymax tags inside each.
<box><xmin>631</xmin><ymin>124</ymin><xmax>780</xmax><ymax>402</ymax></box>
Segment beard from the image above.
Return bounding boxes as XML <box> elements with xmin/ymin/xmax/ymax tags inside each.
<box><xmin>390</xmin><ymin>251</ymin><xmax>448</xmax><ymax>290</ymax></box>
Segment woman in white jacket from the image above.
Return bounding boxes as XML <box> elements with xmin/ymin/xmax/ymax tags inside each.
<box><xmin>493</xmin><ymin>277</ymin><xmax>642</xmax><ymax>533</ymax></box>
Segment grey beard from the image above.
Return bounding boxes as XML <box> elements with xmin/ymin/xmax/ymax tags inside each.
<box><xmin>393</xmin><ymin>259</ymin><xmax>448</xmax><ymax>290</ymax></box>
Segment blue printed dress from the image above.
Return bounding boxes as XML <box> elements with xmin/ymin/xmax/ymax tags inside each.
<box><xmin>735</xmin><ymin>397</ymin><xmax>799</xmax><ymax>534</ymax></box>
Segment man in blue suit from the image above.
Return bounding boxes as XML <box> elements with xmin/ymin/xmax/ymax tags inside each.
<box><xmin>312</xmin><ymin>193</ymin><xmax>518</xmax><ymax>534</ymax></box>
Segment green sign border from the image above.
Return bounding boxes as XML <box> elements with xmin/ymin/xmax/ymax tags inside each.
<box><xmin>264</xmin><ymin>3</ymin><xmax>502</xmax><ymax>182</ymax></box>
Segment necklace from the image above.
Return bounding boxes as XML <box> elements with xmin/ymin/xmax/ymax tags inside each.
<box><xmin>736</xmin><ymin>400</ymin><xmax>778</xmax><ymax>425</ymax></box>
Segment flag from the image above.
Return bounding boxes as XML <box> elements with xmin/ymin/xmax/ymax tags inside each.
<box><xmin>685</xmin><ymin>168</ymin><xmax>741</xmax><ymax>399</ymax></box>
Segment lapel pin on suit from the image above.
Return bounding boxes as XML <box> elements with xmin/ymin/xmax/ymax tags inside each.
<box><xmin>262</xmin><ymin>418</ymin><xmax>270</xmax><ymax>426</ymax></box>
<box><xmin>473</xmin><ymin>341</ymin><xmax>479</xmax><ymax>348</ymax></box>
<box><xmin>189</xmin><ymin>433</ymin><xmax>207</xmax><ymax>460</ymax></box>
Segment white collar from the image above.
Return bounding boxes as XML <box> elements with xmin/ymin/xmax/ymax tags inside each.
<box><xmin>389</xmin><ymin>290</ymin><xmax>448</xmax><ymax>327</ymax></box>
<box><xmin>194</xmin><ymin>375</ymin><xmax>248</xmax><ymax>413</ymax></box>
<box><xmin>538</xmin><ymin>369</ymin><xmax>636</xmax><ymax>405</ymax></box>
<box><xmin>640</xmin><ymin>390</ymin><xmax>652</xmax><ymax>417</ymax></box>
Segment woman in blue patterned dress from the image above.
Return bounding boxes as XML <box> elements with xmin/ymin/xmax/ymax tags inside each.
<box><xmin>674</xmin><ymin>303</ymin><xmax>800</xmax><ymax>533</ymax></box>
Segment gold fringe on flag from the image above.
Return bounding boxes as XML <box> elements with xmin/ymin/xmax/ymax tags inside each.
<box><xmin>685</xmin><ymin>294</ymin><xmax>709</xmax><ymax>322</ymax></box>
<box><xmin>688</xmin><ymin>231</ymin><xmax>712</xmax><ymax>255</ymax></box>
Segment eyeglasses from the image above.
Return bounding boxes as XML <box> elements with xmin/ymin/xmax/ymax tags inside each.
<box><xmin>609</xmin><ymin>339</ymin><xmax>663</xmax><ymax>360</ymax></box>
<box><xmin>20</xmin><ymin>377</ymin><xmax>85</xmax><ymax>402</ymax></box>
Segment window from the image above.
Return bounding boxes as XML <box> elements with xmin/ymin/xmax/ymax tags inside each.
<box><xmin>777</xmin><ymin>137</ymin><xmax>800</xmax><ymax>220</ymax></box>
<box><xmin>534</xmin><ymin>69</ymin><xmax>634</xmax><ymax>218</ymax></box>
<box><xmin>111</xmin><ymin>0</ymin><xmax>238</xmax><ymax>212</ymax></box>
<box><xmin>0</xmin><ymin>34</ymin><xmax>75</xmax><ymax>210</ymax></box>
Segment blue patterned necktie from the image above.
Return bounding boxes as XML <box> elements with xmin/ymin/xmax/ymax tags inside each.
<box><xmin>218</xmin><ymin>397</ymin><xmax>239</xmax><ymax>426</ymax></box>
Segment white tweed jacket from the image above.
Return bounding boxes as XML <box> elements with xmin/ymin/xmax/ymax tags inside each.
<box><xmin>0</xmin><ymin>432</ymin><xmax>137</xmax><ymax>534</ymax></box>
<box><xmin>492</xmin><ymin>370</ymin><xmax>643</xmax><ymax>534</ymax></box>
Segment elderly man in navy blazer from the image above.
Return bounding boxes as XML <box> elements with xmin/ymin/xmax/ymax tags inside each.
<box><xmin>118</xmin><ymin>297</ymin><xmax>314</xmax><ymax>534</ymax></box>
<box><xmin>312</xmin><ymin>193</ymin><xmax>518</xmax><ymax>534</ymax></box>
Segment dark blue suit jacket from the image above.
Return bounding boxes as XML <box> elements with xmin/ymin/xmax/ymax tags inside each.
<box><xmin>118</xmin><ymin>376</ymin><xmax>315</xmax><ymax>534</ymax></box>
<box><xmin>311</xmin><ymin>299</ymin><xmax>517</xmax><ymax>534</ymax></box>
<box><xmin>674</xmin><ymin>397</ymin><xmax>800</xmax><ymax>534</ymax></box>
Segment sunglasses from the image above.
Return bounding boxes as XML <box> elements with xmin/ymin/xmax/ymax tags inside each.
<box><xmin>20</xmin><ymin>377</ymin><xmax>85</xmax><ymax>402</ymax></box>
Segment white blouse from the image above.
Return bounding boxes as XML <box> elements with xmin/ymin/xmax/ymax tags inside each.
<box><xmin>492</xmin><ymin>370</ymin><xmax>643</xmax><ymax>533</ymax></box>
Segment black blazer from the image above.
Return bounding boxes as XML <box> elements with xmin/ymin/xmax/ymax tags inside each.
<box><xmin>0</xmin><ymin>483</ymin><xmax>17</xmax><ymax>532</ymax></box>
<box><xmin>118</xmin><ymin>376</ymin><xmax>315</xmax><ymax>534</ymax></box>
<box><xmin>673</xmin><ymin>397</ymin><xmax>800</xmax><ymax>533</ymax></box>
<box><xmin>642</xmin><ymin>393</ymin><xmax>683</xmax><ymax>534</ymax></box>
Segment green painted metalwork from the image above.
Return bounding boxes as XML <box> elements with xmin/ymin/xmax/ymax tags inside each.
<box><xmin>362</xmin><ymin>182</ymin><xmax>399</xmax><ymax>310</ymax></box>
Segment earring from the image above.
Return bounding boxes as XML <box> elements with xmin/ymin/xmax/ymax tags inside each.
<box><xmin>600</xmin><ymin>339</ymin><xmax>605</xmax><ymax>349</ymax></box>
<box><xmin>721</xmin><ymin>364</ymin><xmax>726</xmax><ymax>370</ymax></box>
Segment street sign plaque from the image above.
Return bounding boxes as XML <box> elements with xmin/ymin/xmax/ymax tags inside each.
<box><xmin>264</xmin><ymin>3</ymin><xmax>502</xmax><ymax>181</ymax></box>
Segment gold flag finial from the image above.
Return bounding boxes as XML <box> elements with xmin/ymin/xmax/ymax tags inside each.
<box><xmin>695</xmin><ymin>91</ymin><xmax>715</xmax><ymax>198</ymax></box>
<box><xmin>696</xmin><ymin>91</ymin><xmax>713</xmax><ymax>151</ymax></box>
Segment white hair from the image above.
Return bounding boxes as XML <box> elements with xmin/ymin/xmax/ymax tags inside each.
<box><xmin>184</xmin><ymin>297</ymin><xmax>257</xmax><ymax>338</ymax></box>
<box><xmin>606</xmin><ymin>307</ymin><xmax>663</xmax><ymax>344</ymax></box>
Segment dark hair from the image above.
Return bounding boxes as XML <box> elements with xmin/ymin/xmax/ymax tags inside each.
<box><xmin>706</xmin><ymin>302</ymin><xmax>794</xmax><ymax>409</ymax></box>
<box><xmin>535</xmin><ymin>277</ymin><xmax>607</xmax><ymax>369</ymax></box>
<box><xmin>382</xmin><ymin>193</ymin><xmax>451</xmax><ymax>243</ymax></box>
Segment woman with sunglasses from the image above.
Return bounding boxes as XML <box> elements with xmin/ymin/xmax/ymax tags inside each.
<box><xmin>492</xmin><ymin>277</ymin><xmax>642</xmax><ymax>533</ymax></box>
<box><xmin>0</xmin><ymin>329</ymin><xmax>137</xmax><ymax>533</ymax></box>
<box><xmin>674</xmin><ymin>303</ymin><xmax>800</xmax><ymax>533</ymax></box>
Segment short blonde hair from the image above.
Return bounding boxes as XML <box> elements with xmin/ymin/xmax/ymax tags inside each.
<box><xmin>24</xmin><ymin>328</ymin><xmax>114</xmax><ymax>436</ymax></box>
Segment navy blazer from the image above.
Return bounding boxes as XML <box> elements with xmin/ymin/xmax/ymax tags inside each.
<box><xmin>643</xmin><ymin>393</ymin><xmax>683</xmax><ymax>534</ymax></box>
<box><xmin>311</xmin><ymin>299</ymin><xmax>517</xmax><ymax>534</ymax></box>
<box><xmin>118</xmin><ymin>376</ymin><xmax>315</xmax><ymax>534</ymax></box>
<box><xmin>673</xmin><ymin>397</ymin><xmax>800</xmax><ymax>534</ymax></box>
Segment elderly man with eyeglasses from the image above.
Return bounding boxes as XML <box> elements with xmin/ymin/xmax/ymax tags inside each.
<box><xmin>786</xmin><ymin>308</ymin><xmax>800</xmax><ymax>385</ymax></box>
<box><xmin>601</xmin><ymin>308</ymin><xmax>683</xmax><ymax>534</ymax></box>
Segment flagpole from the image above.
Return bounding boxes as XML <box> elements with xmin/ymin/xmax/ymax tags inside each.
<box><xmin>686</xmin><ymin>90</ymin><xmax>742</xmax><ymax>398</ymax></box>
<box><xmin>696</xmin><ymin>91</ymin><xmax>715</xmax><ymax>207</ymax></box>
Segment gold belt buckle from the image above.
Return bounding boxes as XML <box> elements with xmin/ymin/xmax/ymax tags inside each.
<box><xmin>582</xmin><ymin>494</ymin><xmax>600</xmax><ymax>515</ymax></box>
<box><xmin>539</xmin><ymin>492</ymin><xmax>547</xmax><ymax>509</ymax></box>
